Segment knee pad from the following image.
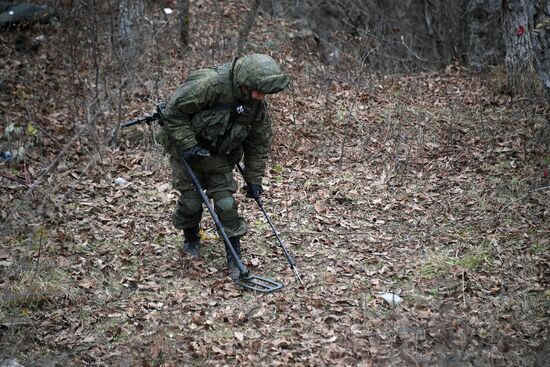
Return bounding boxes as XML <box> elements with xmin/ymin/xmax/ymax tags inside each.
<box><xmin>178</xmin><ymin>192</ymin><xmax>203</xmax><ymax>215</ymax></box>
<box><xmin>213</xmin><ymin>192</ymin><xmax>238</xmax><ymax>222</ymax></box>
<box><xmin>173</xmin><ymin>193</ymin><xmax>202</xmax><ymax>229</ymax></box>
<box><xmin>212</xmin><ymin>191</ymin><xmax>247</xmax><ymax>237</ymax></box>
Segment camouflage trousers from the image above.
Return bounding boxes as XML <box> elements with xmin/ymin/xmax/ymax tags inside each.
<box><xmin>169</xmin><ymin>156</ymin><xmax>247</xmax><ymax>238</ymax></box>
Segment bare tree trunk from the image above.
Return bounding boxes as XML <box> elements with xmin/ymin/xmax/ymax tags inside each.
<box><xmin>178</xmin><ymin>0</ymin><xmax>190</xmax><ymax>53</ymax></box>
<box><xmin>237</xmin><ymin>0</ymin><xmax>261</xmax><ymax>56</ymax></box>
<box><xmin>118</xmin><ymin>0</ymin><xmax>144</xmax><ymax>61</ymax></box>
<box><xmin>502</xmin><ymin>0</ymin><xmax>549</xmax><ymax>101</ymax></box>
<box><xmin>533</xmin><ymin>1</ymin><xmax>550</xmax><ymax>101</ymax></box>
<box><xmin>109</xmin><ymin>0</ymin><xmax>144</xmax><ymax>147</ymax></box>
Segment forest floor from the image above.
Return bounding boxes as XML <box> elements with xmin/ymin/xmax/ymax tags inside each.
<box><xmin>1</xmin><ymin>2</ymin><xmax>549</xmax><ymax>366</ymax></box>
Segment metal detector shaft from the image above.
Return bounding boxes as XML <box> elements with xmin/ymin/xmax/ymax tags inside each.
<box><xmin>180</xmin><ymin>158</ymin><xmax>249</xmax><ymax>277</ymax></box>
<box><xmin>236</xmin><ymin>163</ymin><xmax>304</xmax><ymax>285</ymax></box>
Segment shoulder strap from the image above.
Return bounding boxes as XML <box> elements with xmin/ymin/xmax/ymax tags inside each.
<box><xmin>213</xmin><ymin>103</ymin><xmax>236</xmax><ymax>111</ymax></box>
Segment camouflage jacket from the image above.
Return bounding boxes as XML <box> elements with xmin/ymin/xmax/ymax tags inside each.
<box><xmin>158</xmin><ymin>58</ymin><xmax>273</xmax><ymax>185</ymax></box>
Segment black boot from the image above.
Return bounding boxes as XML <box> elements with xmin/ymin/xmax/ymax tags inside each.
<box><xmin>225</xmin><ymin>237</ymin><xmax>241</xmax><ymax>280</ymax></box>
<box><xmin>183</xmin><ymin>227</ymin><xmax>200</xmax><ymax>259</ymax></box>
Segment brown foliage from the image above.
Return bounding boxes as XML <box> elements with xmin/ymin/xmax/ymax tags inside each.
<box><xmin>0</xmin><ymin>1</ymin><xmax>549</xmax><ymax>366</ymax></box>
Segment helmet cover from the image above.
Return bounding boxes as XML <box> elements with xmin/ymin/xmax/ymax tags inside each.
<box><xmin>233</xmin><ymin>54</ymin><xmax>290</xmax><ymax>95</ymax></box>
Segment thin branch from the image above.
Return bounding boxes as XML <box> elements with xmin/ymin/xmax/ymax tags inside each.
<box><xmin>0</xmin><ymin>172</ymin><xmax>30</xmax><ymax>188</ymax></box>
<box><xmin>237</xmin><ymin>0</ymin><xmax>261</xmax><ymax>56</ymax></box>
<box><xmin>498</xmin><ymin>185</ymin><xmax>550</xmax><ymax>213</ymax></box>
<box><xmin>400</xmin><ymin>35</ymin><xmax>429</xmax><ymax>62</ymax></box>
<box><xmin>2</xmin><ymin>96</ymin><xmax>113</xmax><ymax>230</ymax></box>
<box><xmin>339</xmin><ymin>53</ymin><xmax>370</xmax><ymax>161</ymax></box>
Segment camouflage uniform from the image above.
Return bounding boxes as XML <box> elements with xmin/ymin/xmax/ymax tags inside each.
<box><xmin>157</xmin><ymin>54</ymin><xmax>289</xmax><ymax>242</ymax></box>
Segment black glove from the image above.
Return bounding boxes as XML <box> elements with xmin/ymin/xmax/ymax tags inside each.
<box><xmin>244</xmin><ymin>184</ymin><xmax>263</xmax><ymax>200</ymax></box>
<box><xmin>181</xmin><ymin>145</ymin><xmax>210</xmax><ymax>161</ymax></box>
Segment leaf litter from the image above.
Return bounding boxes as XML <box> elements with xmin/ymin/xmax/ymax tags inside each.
<box><xmin>0</xmin><ymin>2</ymin><xmax>549</xmax><ymax>367</ymax></box>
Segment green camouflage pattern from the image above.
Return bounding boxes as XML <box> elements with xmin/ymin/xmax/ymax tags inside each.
<box><xmin>157</xmin><ymin>54</ymin><xmax>288</xmax><ymax>234</ymax></box>
<box><xmin>233</xmin><ymin>54</ymin><xmax>290</xmax><ymax>95</ymax></box>
<box><xmin>169</xmin><ymin>157</ymin><xmax>246</xmax><ymax>237</ymax></box>
<box><xmin>158</xmin><ymin>54</ymin><xmax>289</xmax><ymax>184</ymax></box>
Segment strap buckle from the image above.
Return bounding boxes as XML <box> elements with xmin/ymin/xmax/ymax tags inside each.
<box><xmin>235</xmin><ymin>105</ymin><xmax>250</xmax><ymax>115</ymax></box>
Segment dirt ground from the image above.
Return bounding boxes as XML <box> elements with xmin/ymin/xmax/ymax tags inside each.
<box><xmin>1</xmin><ymin>2</ymin><xmax>549</xmax><ymax>366</ymax></box>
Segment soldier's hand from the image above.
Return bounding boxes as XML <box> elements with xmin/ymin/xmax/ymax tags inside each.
<box><xmin>181</xmin><ymin>145</ymin><xmax>210</xmax><ymax>161</ymax></box>
<box><xmin>244</xmin><ymin>184</ymin><xmax>263</xmax><ymax>200</ymax></box>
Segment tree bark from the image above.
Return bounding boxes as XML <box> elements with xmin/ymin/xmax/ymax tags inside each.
<box><xmin>502</xmin><ymin>0</ymin><xmax>549</xmax><ymax>101</ymax></box>
<box><xmin>533</xmin><ymin>1</ymin><xmax>550</xmax><ymax>101</ymax></box>
<box><xmin>118</xmin><ymin>0</ymin><xmax>144</xmax><ymax>61</ymax></box>
<box><xmin>178</xmin><ymin>0</ymin><xmax>190</xmax><ymax>52</ymax></box>
<box><xmin>237</xmin><ymin>0</ymin><xmax>261</xmax><ymax>56</ymax></box>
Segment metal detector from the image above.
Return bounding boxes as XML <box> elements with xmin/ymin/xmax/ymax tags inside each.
<box><xmin>181</xmin><ymin>158</ymin><xmax>283</xmax><ymax>293</ymax></box>
<box><xmin>237</xmin><ymin>163</ymin><xmax>304</xmax><ymax>286</ymax></box>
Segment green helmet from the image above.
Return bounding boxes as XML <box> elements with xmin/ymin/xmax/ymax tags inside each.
<box><xmin>232</xmin><ymin>54</ymin><xmax>290</xmax><ymax>96</ymax></box>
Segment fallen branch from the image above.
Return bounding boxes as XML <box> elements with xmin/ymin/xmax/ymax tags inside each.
<box><xmin>498</xmin><ymin>185</ymin><xmax>550</xmax><ymax>213</ymax></box>
<box><xmin>0</xmin><ymin>172</ymin><xmax>29</xmax><ymax>188</ymax></box>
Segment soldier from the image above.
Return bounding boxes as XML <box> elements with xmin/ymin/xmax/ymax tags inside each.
<box><xmin>156</xmin><ymin>54</ymin><xmax>290</xmax><ymax>280</ymax></box>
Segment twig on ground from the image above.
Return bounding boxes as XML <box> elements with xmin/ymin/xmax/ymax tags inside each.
<box><xmin>498</xmin><ymin>185</ymin><xmax>550</xmax><ymax>213</ymax></box>
<box><xmin>25</xmin><ymin>228</ymin><xmax>45</xmax><ymax>305</ymax></box>
<box><xmin>0</xmin><ymin>172</ymin><xmax>29</xmax><ymax>188</ymax></box>
<box><xmin>462</xmin><ymin>271</ymin><xmax>466</xmax><ymax>308</ymax></box>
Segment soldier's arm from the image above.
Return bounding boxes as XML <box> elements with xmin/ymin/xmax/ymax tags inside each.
<box><xmin>162</xmin><ymin>78</ymin><xmax>214</xmax><ymax>150</ymax></box>
<box><xmin>242</xmin><ymin>104</ymin><xmax>273</xmax><ymax>184</ymax></box>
